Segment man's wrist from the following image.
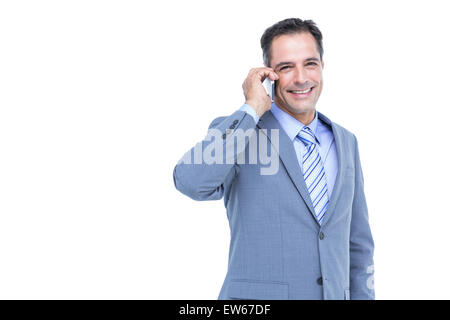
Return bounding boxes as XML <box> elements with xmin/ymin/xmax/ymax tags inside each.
<box><xmin>244</xmin><ymin>101</ymin><xmax>266</xmax><ymax>118</ymax></box>
<box><xmin>239</xmin><ymin>103</ymin><xmax>260</xmax><ymax>124</ymax></box>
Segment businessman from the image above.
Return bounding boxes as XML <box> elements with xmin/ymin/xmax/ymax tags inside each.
<box><xmin>173</xmin><ymin>18</ymin><xmax>375</xmax><ymax>300</ymax></box>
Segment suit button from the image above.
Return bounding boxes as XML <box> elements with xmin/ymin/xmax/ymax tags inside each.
<box><xmin>222</xmin><ymin>133</ymin><xmax>227</xmax><ymax>139</ymax></box>
<box><xmin>319</xmin><ymin>232</ymin><xmax>325</xmax><ymax>240</ymax></box>
<box><xmin>229</xmin><ymin>124</ymin><xmax>235</xmax><ymax>129</ymax></box>
<box><xmin>232</xmin><ymin>120</ymin><xmax>238</xmax><ymax>125</ymax></box>
<box><xmin>317</xmin><ymin>277</ymin><xmax>323</xmax><ymax>285</ymax></box>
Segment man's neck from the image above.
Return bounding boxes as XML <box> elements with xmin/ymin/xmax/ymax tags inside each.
<box><xmin>274</xmin><ymin>102</ymin><xmax>315</xmax><ymax>126</ymax></box>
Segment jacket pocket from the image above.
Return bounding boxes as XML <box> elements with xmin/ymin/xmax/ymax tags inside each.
<box><xmin>228</xmin><ymin>280</ymin><xmax>289</xmax><ymax>300</ymax></box>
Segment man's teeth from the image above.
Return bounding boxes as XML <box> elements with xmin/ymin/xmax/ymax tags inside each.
<box><xmin>291</xmin><ymin>88</ymin><xmax>312</xmax><ymax>94</ymax></box>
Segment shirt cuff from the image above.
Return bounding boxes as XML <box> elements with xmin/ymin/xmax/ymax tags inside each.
<box><xmin>239</xmin><ymin>104</ymin><xmax>260</xmax><ymax>124</ymax></box>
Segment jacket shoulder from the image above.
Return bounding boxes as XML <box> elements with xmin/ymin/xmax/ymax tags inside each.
<box><xmin>318</xmin><ymin>112</ymin><xmax>357</xmax><ymax>143</ymax></box>
<box><xmin>208</xmin><ymin>116</ymin><xmax>227</xmax><ymax>129</ymax></box>
<box><xmin>333</xmin><ymin>121</ymin><xmax>356</xmax><ymax>142</ymax></box>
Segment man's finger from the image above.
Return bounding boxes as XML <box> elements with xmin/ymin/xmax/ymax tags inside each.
<box><xmin>254</xmin><ymin>68</ymin><xmax>278</xmax><ymax>82</ymax></box>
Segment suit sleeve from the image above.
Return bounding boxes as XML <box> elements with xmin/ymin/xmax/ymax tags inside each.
<box><xmin>173</xmin><ymin>110</ymin><xmax>257</xmax><ymax>201</ymax></box>
<box><xmin>349</xmin><ymin>135</ymin><xmax>375</xmax><ymax>300</ymax></box>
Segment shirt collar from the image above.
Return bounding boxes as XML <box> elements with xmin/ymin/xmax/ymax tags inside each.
<box><xmin>270</xmin><ymin>102</ymin><xmax>321</xmax><ymax>145</ymax></box>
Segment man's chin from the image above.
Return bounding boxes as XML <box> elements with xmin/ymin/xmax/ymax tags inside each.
<box><xmin>285</xmin><ymin>105</ymin><xmax>315</xmax><ymax>115</ymax></box>
<box><xmin>274</xmin><ymin>98</ymin><xmax>315</xmax><ymax>116</ymax></box>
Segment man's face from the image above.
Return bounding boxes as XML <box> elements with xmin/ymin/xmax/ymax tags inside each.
<box><xmin>270</xmin><ymin>32</ymin><xmax>324</xmax><ymax>122</ymax></box>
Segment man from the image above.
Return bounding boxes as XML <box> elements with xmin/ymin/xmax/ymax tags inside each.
<box><xmin>173</xmin><ymin>18</ymin><xmax>375</xmax><ymax>300</ymax></box>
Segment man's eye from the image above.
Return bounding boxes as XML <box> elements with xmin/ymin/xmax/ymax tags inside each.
<box><xmin>280</xmin><ymin>66</ymin><xmax>291</xmax><ymax>70</ymax></box>
<box><xmin>306</xmin><ymin>62</ymin><xmax>317</xmax><ymax>66</ymax></box>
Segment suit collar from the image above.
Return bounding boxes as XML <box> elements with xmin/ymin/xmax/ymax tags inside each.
<box><xmin>269</xmin><ymin>103</ymin><xmax>321</xmax><ymax>145</ymax></box>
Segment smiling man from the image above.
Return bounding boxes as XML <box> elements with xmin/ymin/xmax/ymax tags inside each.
<box><xmin>173</xmin><ymin>18</ymin><xmax>375</xmax><ymax>300</ymax></box>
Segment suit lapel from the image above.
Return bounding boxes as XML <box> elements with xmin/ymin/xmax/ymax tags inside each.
<box><xmin>257</xmin><ymin>111</ymin><xmax>318</xmax><ymax>224</ymax></box>
<box><xmin>257</xmin><ymin>110</ymin><xmax>346</xmax><ymax>227</ymax></box>
<box><xmin>316</xmin><ymin>112</ymin><xmax>345</xmax><ymax>227</ymax></box>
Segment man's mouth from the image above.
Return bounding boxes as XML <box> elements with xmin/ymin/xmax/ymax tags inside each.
<box><xmin>288</xmin><ymin>87</ymin><xmax>314</xmax><ymax>97</ymax></box>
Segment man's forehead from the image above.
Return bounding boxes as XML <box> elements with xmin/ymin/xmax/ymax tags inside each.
<box><xmin>270</xmin><ymin>32</ymin><xmax>320</xmax><ymax>62</ymax></box>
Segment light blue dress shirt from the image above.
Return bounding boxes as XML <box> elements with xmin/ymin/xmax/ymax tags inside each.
<box><xmin>239</xmin><ymin>103</ymin><xmax>338</xmax><ymax>196</ymax></box>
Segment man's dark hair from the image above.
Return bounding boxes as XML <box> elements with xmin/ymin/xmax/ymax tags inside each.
<box><xmin>261</xmin><ymin>18</ymin><xmax>324</xmax><ymax>67</ymax></box>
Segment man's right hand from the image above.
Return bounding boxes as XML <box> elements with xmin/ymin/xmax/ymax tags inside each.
<box><xmin>242</xmin><ymin>67</ymin><xmax>279</xmax><ymax>118</ymax></box>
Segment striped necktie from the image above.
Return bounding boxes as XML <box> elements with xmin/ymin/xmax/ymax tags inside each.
<box><xmin>298</xmin><ymin>126</ymin><xmax>329</xmax><ymax>224</ymax></box>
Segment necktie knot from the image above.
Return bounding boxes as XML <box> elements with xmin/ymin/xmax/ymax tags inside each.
<box><xmin>298</xmin><ymin>127</ymin><xmax>316</xmax><ymax>147</ymax></box>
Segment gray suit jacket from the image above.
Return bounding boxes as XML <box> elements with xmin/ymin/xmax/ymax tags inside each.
<box><xmin>173</xmin><ymin>109</ymin><xmax>375</xmax><ymax>300</ymax></box>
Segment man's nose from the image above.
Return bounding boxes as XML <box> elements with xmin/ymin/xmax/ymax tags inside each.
<box><xmin>293</xmin><ymin>66</ymin><xmax>308</xmax><ymax>84</ymax></box>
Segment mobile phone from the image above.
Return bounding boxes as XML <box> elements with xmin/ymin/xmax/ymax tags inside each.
<box><xmin>263</xmin><ymin>78</ymin><xmax>274</xmax><ymax>101</ymax></box>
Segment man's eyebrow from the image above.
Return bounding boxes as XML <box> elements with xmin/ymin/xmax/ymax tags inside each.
<box><xmin>274</xmin><ymin>58</ymin><xmax>320</xmax><ymax>69</ymax></box>
<box><xmin>274</xmin><ymin>61</ymin><xmax>294</xmax><ymax>69</ymax></box>
<box><xmin>274</xmin><ymin>61</ymin><xmax>292</xmax><ymax>69</ymax></box>
<box><xmin>304</xmin><ymin>57</ymin><xmax>320</xmax><ymax>63</ymax></box>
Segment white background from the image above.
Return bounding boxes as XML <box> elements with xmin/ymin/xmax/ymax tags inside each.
<box><xmin>1</xmin><ymin>0</ymin><xmax>449</xmax><ymax>299</ymax></box>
